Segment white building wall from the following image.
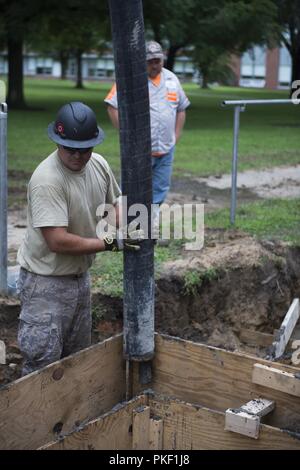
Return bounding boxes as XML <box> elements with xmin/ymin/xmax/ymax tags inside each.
<box><xmin>240</xmin><ymin>46</ymin><xmax>266</xmax><ymax>88</ymax></box>
<box><xmin>278</xmin><ymin>46</ymin><xmax>292</xmax><ymax>86</ymax></box>
<box><xmin>52</xmin><ymin>61</ymin><xmax>61</xmax><ymax>78</ymax></box>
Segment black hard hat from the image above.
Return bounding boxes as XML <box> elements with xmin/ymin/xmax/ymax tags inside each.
<box><xmin>47</xmin><ymin>101</ymin><xmax>105</xmax><ymax>147</ymax></box>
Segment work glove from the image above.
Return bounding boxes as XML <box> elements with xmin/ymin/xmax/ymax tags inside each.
<box><xmin>103</xmin><ymin>228</ymin><xmax>145</xmax><ymax>252</ymax></box>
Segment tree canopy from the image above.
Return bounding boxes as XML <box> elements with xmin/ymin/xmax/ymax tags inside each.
<box><xmin>0</xmin><ymin>0</ymin><xmax>298</xmax><ymax>107</ymax></box>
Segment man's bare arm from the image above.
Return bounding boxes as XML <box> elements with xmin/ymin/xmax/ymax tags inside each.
<box><xmin>41</xmin><ymin>227</ymin><xmax>105</xmax><ymax>255</ymax></box>
<box><xmin>175</xmin><ymin>110</ymin><xmax>186</xmax><ymax>143</ymax></box>
<box><xmin>107</xmin><ymin>105</ymin><xmax>119</xmax><ymax>129</ymax></box>
<box><xmin>41</xmin><ymin>203</ymin><xmax>120</xmax><ymax>255</ymax></box>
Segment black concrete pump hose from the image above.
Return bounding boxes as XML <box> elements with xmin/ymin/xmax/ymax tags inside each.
<box><xmin>108</xmin><ymin>0</ymin><xmax>155</xmax><ymax>363</ymax></box>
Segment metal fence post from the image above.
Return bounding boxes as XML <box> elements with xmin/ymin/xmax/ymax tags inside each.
<box><xmin>230</xmin><ymin>105</ymin><xmax>243</xmax><ymax>225</ymax></box>
<box><xmin>222</xmin><ymin>98</ymin><xmax>299</xmax><ymax>225</ymax></box>
<box><xmin>0</xmin><ymin>103</ymin><xmax>7</xmax><ymax>296</ymax></box>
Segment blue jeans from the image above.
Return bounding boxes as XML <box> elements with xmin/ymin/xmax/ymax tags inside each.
<box><xmin>152</xmin><ymin>146</ymin><xmax>175</xmax><ymax>205</ymax></box>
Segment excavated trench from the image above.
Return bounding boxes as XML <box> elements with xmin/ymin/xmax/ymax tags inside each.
<box><xmin>155</xmin><ymin>247</ymin><xmax>300</xmax><ymax>351</ymax></box>
<box><xmin>1</xmin><ymin>235</ymin><xmax>300</xmax><ymax>386</ymax></box>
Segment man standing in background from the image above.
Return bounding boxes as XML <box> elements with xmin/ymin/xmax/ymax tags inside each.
<box><xmin>104</xmin><ymin>41</ymin><xmax>190</xmax><ymax>235</ymax></box>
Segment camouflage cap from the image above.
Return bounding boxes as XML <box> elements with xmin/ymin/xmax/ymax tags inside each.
<box><xmin>146</xmin><ymin>41</ymin><xmax>164</xmax><ymax>61</ymax></box>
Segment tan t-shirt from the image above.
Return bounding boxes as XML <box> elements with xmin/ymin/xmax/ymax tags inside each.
<box><xmin>17</xmin><ymin>150</ymin><xmax>121</xmax><ymax>276</ymax></box>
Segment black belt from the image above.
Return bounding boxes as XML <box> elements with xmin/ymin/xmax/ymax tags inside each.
<box><xmin>20</xmin><ymin>268</ymin><xmax>86</xmax><ymax>279</ymax></box>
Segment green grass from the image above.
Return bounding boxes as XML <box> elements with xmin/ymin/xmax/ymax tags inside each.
<box><xmin>3</xmin><ymin>78</ymin><xmax>300</xmax><ymax>180</ymax></box>
<box><xmin>206</xmin><ymin>198</ymin><xmax>300</xmax><ymax>245</ymax></box>
<box><xmin>183</xmin><ymin>267</ymin><xmax>219</xmax><ymax>296</ymax></box>
<box><xmin>89</xmin><ymin>240</ymin><xmax>181</xmax><ymax>298</ymax></box>
<box><xmin>90</xmin><ymin>251</ymin><xmax>123</xmax><ymax>298</ymax></box>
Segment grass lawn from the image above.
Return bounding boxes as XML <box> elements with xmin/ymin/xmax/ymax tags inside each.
<box><xmin>89</xmin><ymin>198</ymin><xmax>300</xmax><ymax>298</ymax></box>
<box><xmin>206</xmin><ymin>198</ymin><xmax>300</xmax><ymax>245</ymax></box>
<box><xmin>3</xmin><ymin>77</ymin><xmax>300</xmax><ymax>181</ymax></box>
<box><xmin>1</xmin><ymin>77</ymin><xmax>298</xmax><ymax>297</ymax></box>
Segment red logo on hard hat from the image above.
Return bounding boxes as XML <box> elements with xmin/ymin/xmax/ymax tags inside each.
<box><xmin>56</xmin><ymin>123</ymin><xmax>64</xmax><ymax>134</ymax></box>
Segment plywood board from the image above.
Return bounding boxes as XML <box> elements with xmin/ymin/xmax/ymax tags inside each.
<box><xmin>150</xmin><ymin>396</ymin><xmax>300</xmax><ymax>450</ymax></box>
<box><xmin>0</xmin><ymin>334</ymin><xmax>125</xmax><ymax>450</ymax></box>
<box><xmin>41</xmin><ymin>395</ymin><xmax>148</xmax><ymax>450</ymax></box>
<box><xmin>143</xmin><ymin>334</ymin><xmax>300</xmax><ymax>430</ymax></box>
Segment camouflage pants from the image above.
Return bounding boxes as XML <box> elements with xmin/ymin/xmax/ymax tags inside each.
<box><xmin>17</xmin><ymin>268</ymin><xmax>91</xmax><ymax>376</ymax></box>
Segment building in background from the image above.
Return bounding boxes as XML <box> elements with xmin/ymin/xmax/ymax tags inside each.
<box><xmin>0</xmin><ymin>44</ymin><xmax>292</xmax><ymax>89</ymax></box>
<box><xmin>231</xmin><ymin>44</ymin><xmax>292</xmax><ymax>89</ymax></box>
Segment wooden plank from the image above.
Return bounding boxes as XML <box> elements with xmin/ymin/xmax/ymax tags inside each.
<box><xmin>225</xmin><ymin>409</ymin><xmax>260</xmax><ymax>439</ymax></box>
<box><xmin>273</xmin><ymin>299</ymin><xmax>300</xmax><ymax>359</ymax></box>
<box><xmin>252</xmin><ymin>363</ymin><xmax>300</xmax><ymax>397</ymax></box>
<box><xmin>225</xmin><ymin>399</ymin><xmax>275</xmax><ymax>439</ymax></box>
<box><xmin>0</xmin><ymin>334</ymin><xmax>126</xmax><ymax>450</ymax></box>
<box><xmin>241</xmin><ymin>398</ymin><xmax>275</xmax><ymax>417</ymax></box>
<box><xmin>0</xmin><ymin>340</ymin><xmax>5</xmax><ymax>364</ymax></box>
<box><xmin>138</xmin><ymin>334</ymin><xmax>300</xmax><ymax>431</ymax></box>
<box><xmin>150</xmin><ymin>396</ymin><xmax>300</xmax><ymax>450</ymax></box>
<box><xmin>239</xmin><ymin>329</ymin><xmax>274</xmax><ymax>348</ymax></box>
<box><xmin>40</xmin><ymin>395</ymin><xmax>148</xmax><ymax>450</ymax></box>
<box><xmin>132</xmin><ymin>405</ymin><xmax>150</xmax><ymax>450</ymax></box>
<box><xmin>149</xmin><ymin>417</ymin><xmax>163</xmax><ymax>450</ymax></box>
<box><xmin>292</xmin><ymin>340</ymin><xmax>300</xmax><ymax>366</ymax></box>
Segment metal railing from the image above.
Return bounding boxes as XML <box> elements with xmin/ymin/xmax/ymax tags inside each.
<box><xmin>222</xmin><ymin>98</ymin><xmax>300</xmax><ymax>224</ymax></box>
<box><xmin>0</xmin><ymin>103</ymin><xmax>7</xmax><ymax>295</ymax></box>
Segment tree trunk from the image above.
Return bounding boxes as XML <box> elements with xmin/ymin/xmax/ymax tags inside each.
<box><xmin>7</xmin><ymin>34</ymin><xmax>26</xmax><ymax>109</ymax></box>
<box><xmin>201</xmin><ymin>70</ymin><xmax>209</xmax><ymax>89</ymax></box>
<box><xmin>289</xmin><ymin>28</ymin><xmax>300</xmax><ymax>95</ymax></box>
<box><xmin>75</xmin><ymin>50</ymin><xmax>84</xmax><ymax>89</ymax></box>
<box><xmin>165</xmin><ymin>44</ymin><xmax>183</xmax><ymax>71</ymax></box>
<box><xmin>289</xmin><ymin>46</ymin><xmax>300</xmax><ymax>97</ymax></box>
<box><xmin>291</xmin><ymin>48</ymin><xmax>300</xmax><ymax>82</ymax></box>
<box><xmin>152</xmin><ymin>23</ymin><xmax>162</xmax><ymax>44</ymax></box>
<box><xmin>59</xmin><ymin>51</ymin><xmax>69</xmax><ymax>80</ymax></box>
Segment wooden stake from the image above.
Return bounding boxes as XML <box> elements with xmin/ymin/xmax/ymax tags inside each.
<box><xmin>0</xmin><ymin>340</ymin><xmax>5</xmax><ymax>365</ymax></box>
<box><xmin>272</xmin><ymin>299</ymin><xmax>300</xmax><ymax>359</ymax></box>
<box><xmin>132</xmin><ymin>405</ymin><xmax>150</xmax><ymax>450</ymax></box>
<box><xmin>149</xmin><ymin>417</ymin><xmax>163</xmax><ymax>450</ymax></box>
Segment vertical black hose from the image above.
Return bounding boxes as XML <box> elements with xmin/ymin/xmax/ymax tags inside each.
<box><xmin>108</xmin><ymin>0</ymin><xmax>154</xmax><ymax>361</ymax></box>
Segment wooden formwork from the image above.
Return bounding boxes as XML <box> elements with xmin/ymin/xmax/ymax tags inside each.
<box><xmin>1</xmin><ymin>333</ymin><xmax>300</xmax><ymax>450</ymax></box>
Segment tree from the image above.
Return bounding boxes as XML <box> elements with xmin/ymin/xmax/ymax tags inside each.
<box><xmin>143</xmin><ymin>0</ymin><xmax>195</xmax><ymax>70</ymax></box>
<box><xmin>191</xmin><ymin>0</ymin><xmax>278</xmax><ymax>87</ymax></box>
<box><xmin>143</xmin><ymin>0</ymin><xmax>277</xmax><ymax>87</ymax></box>
<box><xmin>0</xmin><ymin>0</ymin><xmax>46</xmax><ymax>108</ymax></box>
<box><xmin>37</xmin><ymin>0</ymin><xmax>109</xmax><ymax>89</ymax></box>
<box><xmin>273</xmin><ymin>0</ymin><xmax>300</xmax><ymax>86</ymax></box>
<box><xmin>0</xmin><ymin>0</ymin><xmax>108</xmax><ymax>107</ymax></box>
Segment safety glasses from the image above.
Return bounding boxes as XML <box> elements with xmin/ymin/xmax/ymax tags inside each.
<box><xmin>62</xmin><ymin>145</ymin><xmax>93</xmax><ymax>155</ymax></box>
